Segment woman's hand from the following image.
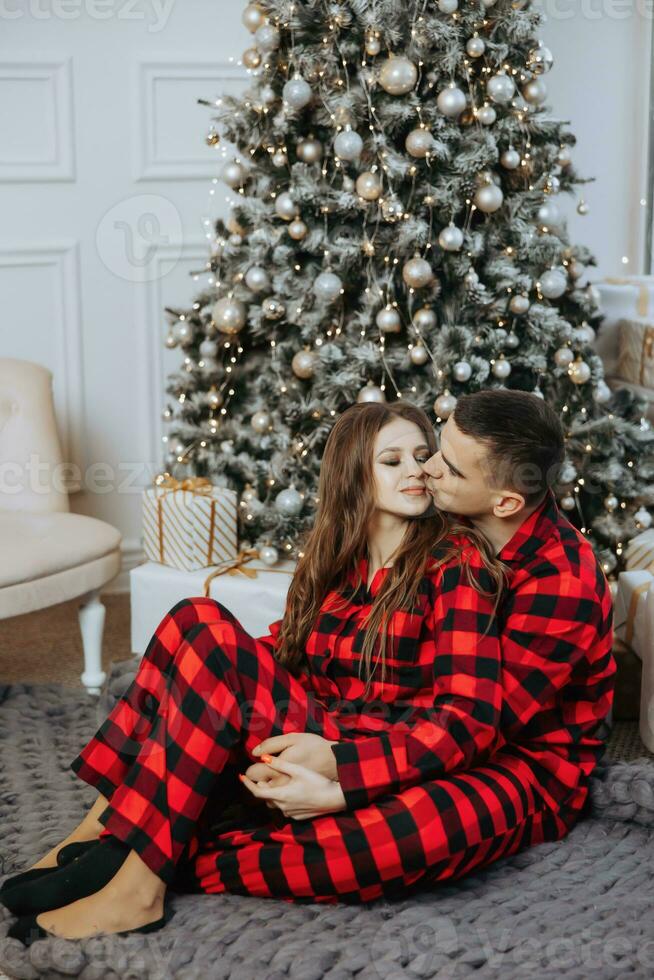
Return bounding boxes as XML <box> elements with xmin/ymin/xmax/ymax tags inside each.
<box><xmin>240</xmin><ymin>755</ymin><xmax>347</xmax><ymax>821</ymax></box>
<box><xmin>251</xmin><ymin>732</ymin><xmax>339</xmax><ymax>781</ymax></box>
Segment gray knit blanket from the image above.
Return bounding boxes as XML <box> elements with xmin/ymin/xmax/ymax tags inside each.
<box><xmin>1</xmin><ymin>661</ymin><xmax>653</xmax><ymax>980</ymax></box>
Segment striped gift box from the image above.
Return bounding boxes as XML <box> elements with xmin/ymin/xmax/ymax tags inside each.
<box><xmin>142</xmin><ymin>477</ymin><xmax>238</xmax><ymax>570</ymax></box>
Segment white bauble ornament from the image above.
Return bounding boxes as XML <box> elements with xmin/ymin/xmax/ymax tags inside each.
<box><xmin>405</xmin><ymin>128</ymin><xmax>435</xmax><ymax>158</ymax></box>
<box><xmin>438</xmin><ymin>0</ymin><xmax>458</xmax><ymax>10</ymax></box>
<box><xmin>557</xmin><ymin>146</ymin><xmax>572</xmax><ymax>167</ymax></box>
<box><xmin>410</xmin><ymin>344</ymin><xmax>429</xmax><ymax>365</ymax></box>
<box><xmin>537</xmin><ymin>200</ymin><xmax>563</xmax><ymax>230</ymax></box>
<box><xmin>272</xmin><ymin>149</ymin><xmax>288</xmax><ymax>168</ymax></box>
<box><xmin>212</xmin><ymin>297</ymin><xmax>247</xmax><ymax>335</ymax></box>
<box><xmin>523</xmin><ymin>78</ymin><xmax>548</xmax><ymax>105</ymax></box>
<box><xmin>313</xmin><ymin>271</ymin><xmax>343</xmax><ymax>302</ymax></box>
<box><xmin>594</xmin><ymin>379</ymin><xmax>612</xmax><ymax>403</ymax></box>
<box><xmin>577</xmin><ymin>200</ymin><xmax>589</xmax><ymax>216</ymax></box>
<box><xmin>434</xmin><ymin>392</ymin><xmax>457</xmax><ymax>418</ymax></box>
<box><xmin>453</xmin><ymin>360</ymin><xmax>472</xmax><ymax>382</ymax></box>
<box><xmin>222</xmin><ymin>161</ymin><xmax>247</xmax><ymax>189</ymax></box>
<box><xmin>357</xmin><ymin>381</ymin><xmax>386</xmax><ymax>403</ymax></box>
<box><xmin>481</xmin><ymin>0</ymin><xmax>497</xmax><ymax>6</ymax></box>
<box><xmin>245</xmin><ymin>266</ymin><xmax>271</xmax><ymax>293</ymax></box>
<box><xmin>260</xmin><ymin>84</ymin><xmax>277</xmax><ymax>106</ymax></box>
<box><xmin>379</xmin><ymin>56</ymin><xmax>418</xmax><ymax>95</ymax></box>
<box><xmin>199</xmin><ymin>338</ymin><xmax>216</xmax><ymax>359</ymax></box>
<box><xmin>297</xmin><ymin>137</ymin><xmax>322</xmax><ymax>164</ymax></box>
<box><xmin>292</xmin><ymin>349</ymin><xmax>317</xmax><ymax>379</ymax></box>
<box><xmin>413</xmin><ymin>307</ymin><xmax>437</xmax><ymax>330</ymax></box>
<box><xmin>274</xmin><ymin>487</ymin><xmax>303</xmax><ymax>516</ymax></box>
<box><xmin>560</xmin><ymin>494</ymin><xmax>575</xmax><ymax>511</ymax></box>
<box><xmin>356</xmin><ymin>171</ymin><xmax>382</xmax><ymax>200</ymax></box>
<box><xmin>487</xmin><ymin>73</ymin><xmax>515</xmax><ymax>104</ymax></box>
<box><xmin>539</xmin><ymin>268</ymin><xmax>567</xmax><ymax>299</ymax></box>
<box><xmin>365</xmin><ymin>33</ymin><xmax>381</xmax><ymax>56</ymax></box>
<box><xmin>173</xmin><ymin>321</ymin><xmax>192</xmax><ymax>343</ymax></box>
<box><xmin>376</xmin><ymin>307</ymin><xmax>402</xmax><ymax>333</ymax></box>
<box><xmin>255</xmin><ymin>23</ymin><xmax>280</xmax><ymax>51</ymax></box>
<box><xmin>476</xmin><ymin>105</ymin><xmax>497</xmax><ymax>126</ymax></box>
<box><xmin>437</xmin><ymin>84</ymin><xmax>467</xmax><ymax>118</ymax></box>
<box><xmin>242</xmin><ymin>3</ymin><xmax>265</xmax><ymax>32</ymax></box>
<box><xmin>334</xmin><ymin>126</ymin><xmax>364</xmax><ymax>161</ymax></box>
<box><xmin>568</xmin><ymin>358</ymin><xmax>591</xmax><ymax>384</ymax></box>
<box><xmin>259</xmin><ymin>544</ymin><xmax>279</xmax><ymax>566</ymax></box>
<box><xmin>492</xmin><ymin>357</ymin><xmax>511</xmax><ymax>379</ymax></box>
<box><xmin>574</xmin><ymin>323</ymin><xmax>596</xmax><ymax>344</ymax></box>
<box><xmin>275</xmin><ymin>191</ymin><xmax>299</xmax><ymax>221</ymax></box>
<box><xmin>527</xmin><ymin>44</ymin><xmax>554</xmax><ymax>74</ymax></box>
<box><xmin>500</xmin><ymin>147</ymin><xmax>521</xmax><ymax>170</ymax></box>
<box><xmin>251</xmin><ymin>410</ymin><xmax>272</xmax><ymax>433</ymax></box>
<box><xmin>466</xmin><ymin>36</ymin><xmax>485</xmax><ymax>57</ymax></box>
<box><xmin>402</xmin><ymin>256</ymin><xmax>434</xmax><ymax>289</ymax></box>
<box><xmin>474</xmin><ymin>182</ymin><xmax>504</xmax><ymax>213</ymax></box>
<box><xmin>509</xmin><ymin>294</ymin><xmax>530</xmax><ymax>314</ymax></box>
<box><xmin>635</xmin><ymin>506</ymin><xmax>653</xmax><ymax>529</ymax></box>
<box><xmin>262</xmin><ymin>297</ymin><xmax>286</xmax><ymax>320</ymax></box>
<box><xmin>604</xmin><ymin>494</ymin><xmax>619</xmax><ymax>512</ymax></box>
<box><xmin>554</xmin><ymin>347</ymin><xmax>574</xmax><ymax>368</ymax></box>
<box><xmin>439</xmin><ymin>223</ymin><xmax>464</xmax><ymax>251</ymax></box>
<box><xmin>288</xmin><ymin>218</ymin><xmax>308</xmax><ymax>240</ymax></box>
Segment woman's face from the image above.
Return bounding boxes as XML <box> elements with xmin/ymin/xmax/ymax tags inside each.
<box><xmin>371</xmin><ymin>417</ymin><xmax>432</xmax><ymax>518</ymax></box>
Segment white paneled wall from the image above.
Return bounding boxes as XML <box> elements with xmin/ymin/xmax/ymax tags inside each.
<box><xmin>0</xmin><ymin>2</ymin><xmax>650</xmax><ymax>592</ymax></box>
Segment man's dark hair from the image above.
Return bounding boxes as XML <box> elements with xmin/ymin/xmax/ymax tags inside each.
<box><xmin>452</xmin><ymin>390</ymin><xmax>565</xmax><ymax>507</ymax></box>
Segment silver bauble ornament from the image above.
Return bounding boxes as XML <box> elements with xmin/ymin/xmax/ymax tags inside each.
<box><xmin>288</xmin><ymin>218</ymin><xmax>308</xmax><ymax>240</ymax></box>
<box><xmin>173</xmin><ymin>321</ymin><xmax>192</xmax><ymax>343</ymax></box>
<box><xmin>434</xmin><ymin>392</ymin><xmax>457</xmax><ymax>418</ymax></box>
<box><xmin>560</xmin><ymin>494</ymin><xmax>575</xmax><ymax>511</ymax></box>
<box><xmin>357</xmin><ymin>381</ymin><xmax>386</xmax><ymax>403</ymax></box>
<box><xmin>222</xmin><ymin>161</ymin><xmax>247</xmax><ymax>188</ymax></box>
<box><xmin>413</xmin><ymin>307</ymin><xmax>437</xmax><ymax>330</ymax></box>
<box><xmin>537</xmin><ymin>200</ymin><xmax>563</xmax><ymax>230</ymax></box>
<box><xmin>438</xmin><ymin>224</ymin><xmax>464</xmax><ymax>251</ymax></box>
<box><xmin>379</xmin><ymin>56</ymin><xmax>418</xmax><ymax>96</ymax></box>
<box><xmin>577</xmin><ymin>199</ymin><xmax>589</xmax><ymax>215</ymax></box>
<box><xmin>297</xmin><ymin>137</ymin><xmax>322</xmax><ymax>164</ymax></box>
<box><xmin>260</xmin><ymin>84</ymin><xmax>277</xmax><ymax>106</ymax></box>
<box><xmin>492</xmin><ymin>357</ymin><xmax>512</xmax><ymax>379</ymax></box>
<box><xmin>212</xmin><ymin>297</ymin><xmax>246</xmax><ymax>335</ymax></box>
<box><xmin>402</xmin><ymin>256</ymin><xmax>434</xmax><ymax>289</ymax></box>
<box><xmin>313</xmin><ymin>271</ymin><xmax>343</xmax><ymax>302</ymax></box>
<box><xmin>376</xmin><ymin>306</ymin><xmax>402</xmax><ymax>333</ymax></box>
<box><xmin>554</xmin><ymin>347</ymin><xmax>574</xmax><ymax>368</ymax></box>
<box><xmin>283</xmin><ymin>75</ymin><xmax>312</xmax><ymax>109</ymax></box>
<box><xmin>292</xmin><ymin>349</ymin><xmax>317</xmax><ymax>379</ymax></box>
<box><xmin>262</xmin><ymin>297</ymin><xmax>286</xmax><ymax>320</ymax></box>
<box><xmin>272</xmin><ymin>149</ymin><xmax>288</xmax><ymax>168</ymax></box>
<box><xmin>259</xmin><ymin>544</ymin><xmax>279</xmax><ymax>566</ymax></box>
<box><xmin>635</xmin><ymin>506</ymin><xmax>653</xmax><ymax>529</ymax></box>
<box><xmin>365</xmin><ymin>33</ymin><xmax>381</xmax><ymax>56</ymax></box>
<box><xmin>574</xmin><ymin>323</ymin><xmax>596</xmax><ymax>344</ymax></box>
<box><xmin>251</xmin><ymin>410</ymin><xmax>272</xmax><ymax>433</ymax></box>
<box><xmin>255</xmin><ymin>23</ymin><xmax>280</xmax><ymax>51</ymax></box>
<box><xmin>334</xmin><ymin>126</ymin><xmax>364</xmax><ymax>161</ymax></box>
<box><xmin>438</xmin><ymin>0</ymin><xmax>458</xmax><ymax>11</ymax></box>
<box><xmin>523</xmin><ymin>78</ymin><xmax>548</xmax><ymax>105</ymax></box>
<box><xmin>274</xmin><ymin>487</ymin><xmax>303</xmax><ymax>516</ymax></box>
<box><xmin>245</xmin><ymin>266</ymin><xmax>271</xmax><ymax>293</ymax></box>
<box><xmin>356</xmin><ymin>171</ymin><xmax>382</xmax><ymax>200</ymax></box>
<box><xmin>539</xmin><ymin>268</ymin><xmax>567</xmax><ymax>299</ymax></box>
<box><xmin>242</xmin><ymin>3</ymin><xmax>265</xmax><ymax>33</ymax></box>
<box><xmin>527</xmin><ymin>44</ymin><xmax>554</xmax><ymax>74</ymax></box>
<box><xmin>410</xmin><ymin>343</ymin><xmax>429</xmax><ymax>365</ymax></box>
<box><xmin>453</xmin><ymin>360</ymin><xmax>472</xmax><ymax>382</ymax></box>
<box><xmin>476</xmin><ymin>104</ymin><xmax>497</xmax><ymax>126</ymax></box>
<box><xmin>487</xmin><ymin>73</ymin><xmax>515</xmax><ymax>104</ymax></box>
<box><xmin>275</xmin><ymin>191</ymin><xmax>299</xmax><ymax>221</ymax></box>
<box><xmin>500</xmin><ymin>147</ymin><xmax>521</xmax><ymax>170</ymax></box>
<box><xmin>466</xmin><ymin>36</ymin><xmax>485</xmax><ymax>57</ymax></box>
<box><xmin>481</xmin><ymin>0</ymin><xmax>497</xmax><ymax>6</ymax></box>
<box><xmin>509</xmin><ymin>294</ymin><xmax>530</xmax><ymax>314</ymax></box>
<box><xmin>405</xmin><ymin>128</ymin><xmax>435</xmax><ymax>158</ymax></box>
<box><xmin>437</xmin><ymin>84</ymin><xmax>467</xmax><ymax>118</ymax></box>
<box><xmin>604</xmin><ymin>494</ymin><xmax>619</xmax><ymax>512</ymax></box>
<box><xmin>568</xmin><ymin>358</ymin><xmax>591</xmax><ymax>384</ymax></box>
<box><xmin>474</xmin><ymin>182</ymin><xmax>504</xmax><ymax>213</ymax></box>
<box><xmin>594</xmin><ymin>379</ymin><xmax>612</xmax><ymax>403</ymax></box>
<box><xmin>199</xmin><ymin>338</ymin><xmax>216</xmax><ymax>359</ymax></box>
<box><xmin>505</xmin><ymin>331</ymin><xmax>520</xmax><ymax>348</ymax></box>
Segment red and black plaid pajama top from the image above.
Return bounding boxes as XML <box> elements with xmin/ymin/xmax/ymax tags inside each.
<box><xmin>70</xmin><ymin>496</ymin><xmax>615</xmax><ymax>904</ymax></box>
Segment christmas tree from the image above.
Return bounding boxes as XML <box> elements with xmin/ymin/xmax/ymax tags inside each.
<box><xmin>161</xmin><ymin>0</ymin><xmax>654</xmax><ymax>578</ymax></box>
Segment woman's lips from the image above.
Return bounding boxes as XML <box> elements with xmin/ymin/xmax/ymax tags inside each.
<box><xmin>401</xmin><ymin>488</ymin><xmax>426</xmax><ymax>495</ymax></box>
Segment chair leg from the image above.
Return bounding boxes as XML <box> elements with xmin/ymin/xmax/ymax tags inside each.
<box><xmin>78</xmin><ymin>589</ymin><xmax>107</xmax><ymax>695</ymax></box>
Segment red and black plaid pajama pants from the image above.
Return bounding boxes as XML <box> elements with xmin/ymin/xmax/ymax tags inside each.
<box><xmin>70</xmin><ymin>597</ymin><xmax>571</xmax><ymax>904</ymax></box>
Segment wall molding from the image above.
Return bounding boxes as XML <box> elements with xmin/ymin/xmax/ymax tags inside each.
<box><xmin>0</xmin><ymin>58</ymin><xmax>75</xmax><ymax>182</ymax></box>
<box><xmin>133</xmin><ymin>59</ymin><xmax>247</xmax><ymax>181</ymax></box>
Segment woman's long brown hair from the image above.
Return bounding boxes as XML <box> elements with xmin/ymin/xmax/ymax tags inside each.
<box><xmin>274</xmin><ymin>401</ymin><xmax>508</xmax><ymax>697</ymax></box>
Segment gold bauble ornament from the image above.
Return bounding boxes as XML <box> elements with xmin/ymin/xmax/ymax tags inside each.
<box><xmin>205</xmin><ymin>128</ymin><xmax>220</xmax><ymax>146</ymax></box>
<box><xmin>356</xmin><ymin>171</ymin><xmax>382</xmax><ymax>201</ymax></box>
<box><xmin>288</xmin><ymin>218</ymin><xmax>308</xmax><ymax>240</ymax></box>
<box><xmin>243</xmin><ymin>48</ymin><xmax>262</xmax><ymax>70</ymax></box>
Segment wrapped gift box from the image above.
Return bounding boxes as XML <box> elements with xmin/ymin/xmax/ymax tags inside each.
<box><xmin>626</xmin><ymin>528</ymin><xmax>654</xmax><ymax>573</ymax></box>
<box><xmin>130</xmin><ymin>557</ymin><xmax>296</xmax><ymax>655</ymax></box>
<box><xmin>142</xmin><ymin>477</ymin><xmax>238</xmax><ymax>571</ymax></box>
<box><xmin>614</xmin><ymin>569</ymin><xmax>654</xmax><ymax>751</ymax></box>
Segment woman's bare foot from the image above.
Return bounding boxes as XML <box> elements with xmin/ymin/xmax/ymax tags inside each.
<box><xmin>27</xmin><ymin>793</ymin><xmax>110</xmax><ymax>871</ymax></box>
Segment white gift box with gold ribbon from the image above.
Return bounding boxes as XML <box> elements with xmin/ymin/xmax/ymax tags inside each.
<box><xmin>130</xmin><ymin>551</ymin><xmax>296</xmax><ymax>655</ymax></box>
<box><xmin>142</xmin><ymin>476</ymin><xmax>238</xmax><ymax>571</ymax></box>
<box><xmin>625</xmin><ymin>528</ymin><xmax>654</xmax><ymax>574</ymax></box>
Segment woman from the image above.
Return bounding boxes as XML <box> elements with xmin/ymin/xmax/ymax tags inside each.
<box><xmin>2</xmin><ymin>401</ymin><xmax>512</xmax><ymax>944</ymax></box>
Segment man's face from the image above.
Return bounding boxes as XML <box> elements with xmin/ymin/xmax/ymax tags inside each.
<box><xmin>421</xmin><ymin>416</ymin><xmax>500</xmax><ymax>517</ymax></box>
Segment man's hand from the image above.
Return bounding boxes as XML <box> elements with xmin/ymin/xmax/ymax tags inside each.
<box><xmin>240</xmin><ymin>755</ymin><xmax>347</xmax><ymax>821</ymax></box>
<box><xmin>251</xmin><ymin>732</ymin><xmax>339</xmax><ymax>781</ymax></box>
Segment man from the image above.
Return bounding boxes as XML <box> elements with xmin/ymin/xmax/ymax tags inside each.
<box><xmin>421</xmin><ymin>389</ymin><xmax>616</xmax><ymax>825</ymax></box>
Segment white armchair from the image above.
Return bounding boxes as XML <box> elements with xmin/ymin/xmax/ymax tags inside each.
<box><xmin>0</xmin><ymin>358</ymin><xmax>122</xmax><ymax>694</ymax></box>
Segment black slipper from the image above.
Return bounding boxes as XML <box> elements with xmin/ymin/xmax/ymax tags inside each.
<box><xmin>8</xmin><ymin>903</ymin><xmax>175</xmax><ymax>947</ymax></box>
<box><xmin>0</xmin><ymin>840</ymin><xmax>99</xmax><ymax>897</ymax></box>
<box><xmin>0</xmin><ymin>836</ymin><xmax>129</xmax><ymax>916</ymax></box>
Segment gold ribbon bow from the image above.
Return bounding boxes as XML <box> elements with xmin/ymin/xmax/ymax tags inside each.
<box><xmin>202</xmin><ymin>548</ymin><xmax>294</xmax><ymax>596</ymax></box>
<box><xmin>604</xmin><ymin>277</ymin><xmax>651</xmax><ymax>318</ymax></box>
<box><xmin>153</xmin><ymin>475</ymin><xmax>216</xmax><ymax>564</ymax></box>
